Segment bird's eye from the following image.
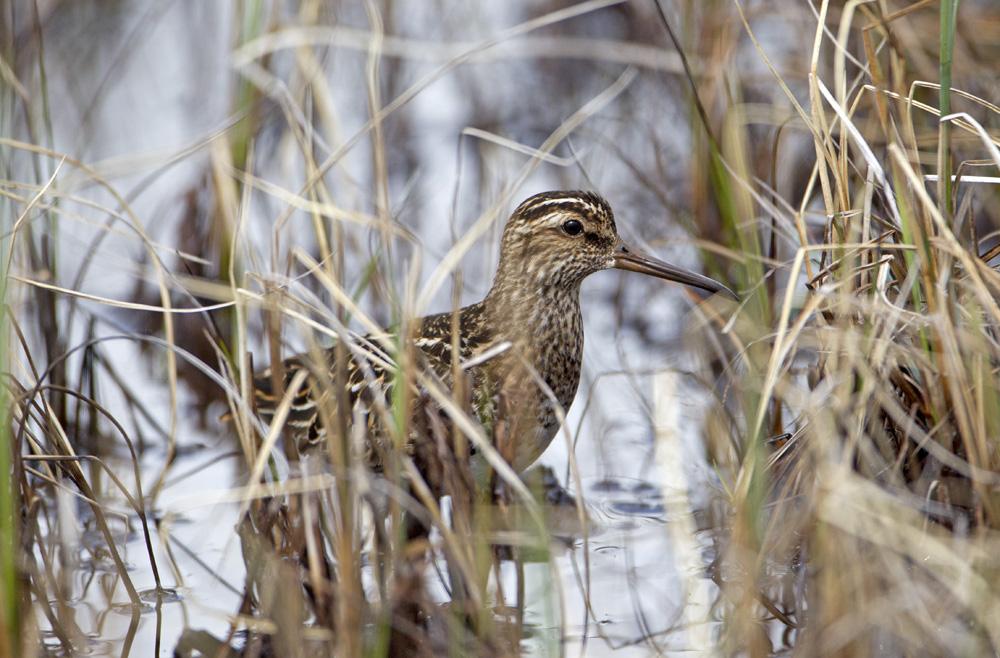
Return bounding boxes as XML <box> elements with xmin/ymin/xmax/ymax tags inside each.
<box><xmin>562</xmin><ymin>219</ymin><xmax>584</xmax><ymax>236</ymax></box>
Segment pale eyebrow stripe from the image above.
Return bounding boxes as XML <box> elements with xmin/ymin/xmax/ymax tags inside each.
<box><xmin>519</xmin><ymin>199</ymin><xmax>596</xmax><ymax>221</ymax></box>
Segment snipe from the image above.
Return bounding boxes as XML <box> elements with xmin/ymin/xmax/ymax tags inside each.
<box><xmin>253</xmin><ymin>191</ymin><xmax>733</xmax><ymax>479</ymax></box>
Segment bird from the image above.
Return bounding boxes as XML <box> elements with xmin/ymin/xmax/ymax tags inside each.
<box><xmin>252</xmin><ymin>190</ymin><xmax>734</xmax><ymax>485</ymax></box>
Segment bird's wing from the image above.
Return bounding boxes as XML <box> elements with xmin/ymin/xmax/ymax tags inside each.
<box><xmin>253</xmin><ymin>334</ymin><xmax>395</xmax><ymax>435</ymax></box>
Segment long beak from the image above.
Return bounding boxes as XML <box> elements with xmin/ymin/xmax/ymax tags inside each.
<box><xmin>612</xmin><ymin>242</ymin><xmax>736</xmax><ymax>299</ymax></box>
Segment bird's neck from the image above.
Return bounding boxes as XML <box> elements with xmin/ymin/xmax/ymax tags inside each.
<box><xmin>484</xmin><ymin>237</ymin><xmax>586</xmax><ymax>332</ymax></box>
<box><xmin>483</xmin><ymin>276</ymin><xmax>583</xmax><ymax>343</ymax></box>
<box><xmin>480</xmin><ymin>275</ymin><xmax>585</xmax><ymax>412</ymax></box>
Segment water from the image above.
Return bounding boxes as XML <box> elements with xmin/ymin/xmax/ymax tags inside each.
<box><xmin>19</xmin><ymin>1</ymin><xmax>724</xmax><ymax>654</ymax></box>
<box><xmin>33</xmin><ymin>377</ymin><xmax>720</xmax><ymax>656</ymax></box>
<box><xmin>23</xmin><ymin>269</ymin><xmax>719</xmax><ymax>656</ymax></box>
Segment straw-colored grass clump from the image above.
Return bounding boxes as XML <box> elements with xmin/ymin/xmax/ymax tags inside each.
<box><xmin>1</xmin><ymin>1</ymin><xmax>999</xmax><ymax>656</ymax></box>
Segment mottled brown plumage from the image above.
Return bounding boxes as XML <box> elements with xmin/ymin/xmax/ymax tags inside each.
<box><xmin>253</xmin><ymin>191</ymin><xmax>733</xmax><ymax>476</ymax></box>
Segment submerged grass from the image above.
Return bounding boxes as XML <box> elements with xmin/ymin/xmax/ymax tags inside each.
<box><xmin>2</xmin><ymin>0</ymin><xmax>1000</xmax><ymax>656</ymax></box>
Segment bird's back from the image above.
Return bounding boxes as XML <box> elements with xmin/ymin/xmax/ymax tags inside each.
<box><xmin>252</xmin><ymin>302</ymin><xmax>498</xmax><ymax>468</ymax></box>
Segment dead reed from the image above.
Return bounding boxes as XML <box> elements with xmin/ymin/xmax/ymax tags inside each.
<box><xmin>2</xmin><ymin>1</ymin><xmax>999</xmax><ymax>657</ymax></box>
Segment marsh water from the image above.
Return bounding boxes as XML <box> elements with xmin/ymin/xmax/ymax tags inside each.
<box><xmin>20</xmin><ymin>1</ymin><xmax>726</xmax><ymax>654</ymax></box>
<box><xmin>44</xmin><ymin>379</ymin><xmax>721</xmax><ymax>657</ymax></box>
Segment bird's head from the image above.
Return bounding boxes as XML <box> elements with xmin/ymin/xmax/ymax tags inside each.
<box><xmin>492</xmin><ymin>190</ymin><xmax>734</xmax><ymax>298</ymax></box>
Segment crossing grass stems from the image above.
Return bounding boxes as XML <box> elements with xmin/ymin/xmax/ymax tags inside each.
<box><xmin>3</xmin><ymin>1</ymin><xmax>1000</xmax><ymax>656</ymax></box>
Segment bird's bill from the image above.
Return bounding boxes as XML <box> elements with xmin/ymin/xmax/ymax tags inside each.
<box><xmin>613</xmin><ymin>243</ymin><xmax>736</xmax><ymax>299</ymax></box>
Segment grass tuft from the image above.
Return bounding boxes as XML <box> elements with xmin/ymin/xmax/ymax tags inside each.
<box><xmin>3</xmin><ymin>1</ymin><xmax>1000</xmax><ymax>656</ymax></box>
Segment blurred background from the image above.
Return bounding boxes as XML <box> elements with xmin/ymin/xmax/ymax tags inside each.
<box><xmin>3</xmin><ymin>1</ymin><xmax>1000</xmax><ymax>656</ymax></box>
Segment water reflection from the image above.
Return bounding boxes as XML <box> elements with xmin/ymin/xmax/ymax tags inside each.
<box><xmin>20</xmin><ymin>0</ymin><xmax>722</xmax><ymax>652</ymax></box>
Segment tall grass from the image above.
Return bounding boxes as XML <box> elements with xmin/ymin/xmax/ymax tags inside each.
<box><xmin>1</xmin><ymin>10</ymin><xmax>18</xmax><ymax>655</ymax></box>
<box><xmin>3</xmin><ymin>1</ymin><xmax>1000</xmax><ymax>656</ymax></box>
<box><xmin>680</xmin><ymin>1</ymin><xmax>1000</xmax><ymax>655</ymax></box>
